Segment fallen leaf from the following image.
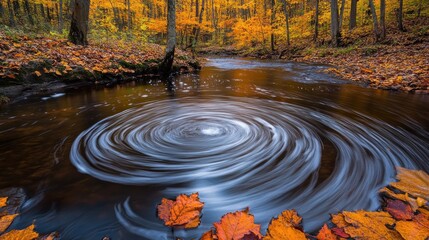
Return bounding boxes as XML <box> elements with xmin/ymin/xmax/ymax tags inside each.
<box><xmin>214</xmin><ymin>209</ymin><xmax>261</xmax><ymax>240</ymax></box>
<box><xmin>263</xmin><ymin>210</ymin><xmax>306</xmax><ymax>240</ymax></box>
<box><xmin>0</xmin><ymin>214</ymin><xmax>18</xmax><ymax>234</ymax></box>
<box><xmin>0</xmin><ymin>224</ymin><xmax>39</xmax><ymax>240</ymax></box>
<box><xmin>395</xmin><ymin>208</ymin><xmax>429</xmax><ymax>240</ymax></box>
<box><xmin>331</xmin><ymin>227</ymin><xmax>349</xmax><ymax>238</ymax></box>
<box><xmin>385</xmin><ymin>199</ymin><xmax>413</xmax><ymax>220</ymax></box>
<box><xmin>55</xmin><ymin>70</ymin><xmax>62</xmax><ymax>76</ymax></box>
<box><xmin>34</xmin><ymin>71</ymin><xmax>42</xmax><ymax>77</ymax></box>
<box><xmin>242</xmin><ymin>231</ymin><xmax>262</xmax><ymax>240</ymax></box>
<box><xmin>316</xmin><ymin>224</ymin><xmax>337</xmax><ymax>240</ymax></box>
<box><xmin>0</xmin><ymin>198</ymin><xmax>6</xmax><ymax>208</ymax></box>
<box><xmin>157</xmin><ymin>193</ymin><xmax>204</xmax><ymax>228</ymax></box>
<box><xmin>201</xmin><ymin>230</ymin><xmax>216</xmax><ymax>240</ymax></box>
<box><xmin>390</xmin><ymin>167</ymin><xmax>429</xmax><ymax>201</ymax></box>
<box><xmin>331</xmin><ymin>213</ymin><xmax>348</xmax><ymax>229</ymax></box>
<box><xmin>380</xmin><ymin>187</ymin><xmax>427</xmax><ymax>211</ymax></box>
<box><xmin>342</xmin><ymin>211</ymin><xmax>402</xmax><ymax>240</ymax></box>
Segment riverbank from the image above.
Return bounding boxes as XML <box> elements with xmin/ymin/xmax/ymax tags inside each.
<box><xmin>0</xmin><ymin>32</ymin><xmax>200</xmax><ymax>104</ymax></box>
<box><xmin>198</xmin><ymin>19</ymin><xmax>429</xmax><ymax>94</ymax></box>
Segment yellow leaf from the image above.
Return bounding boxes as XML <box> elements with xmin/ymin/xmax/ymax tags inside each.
<box><xmin>0</xmin><ymin>224</ymin><xmax>39</xmax><ymax>240</ymax></box>
<box><xmin>342</xmin><ymin>211</ymin><xmax>402</xmax><ymax>240</ymax></box>
<box><xmin>34</xmin><ymin>71</ymin><xmax>42</xmax><ymax>77</ymax></box>
<box><xmin>395</xmin><ymin>208</ymin><xmax>429</xmax><ymax>240</ymax></box>
<box><xmin>390</xmin><ymin>167</ymin><xmax>429</xmax><ymax>201</ymax></box>
<box><xmin>0</xmin><ymin>214</ymin><xmax>18</xmax><ymax>234</ymax></box>
<box><xmin>264</xmin><ymin>210</ymin><xmax>306</xmax><ymax>240</ymax></box>
<box><xmin>55</xmin><ymin>70</ymin><xmax>62</xmax><ymax>76</ymax></box>
<box><xmin>0</xmin><ymin>197</ymin><xmax>6</xmax><ymax>208</ymax></box>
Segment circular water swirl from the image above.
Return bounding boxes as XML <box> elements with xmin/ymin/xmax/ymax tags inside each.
<box><xmin>70</xmin><ymin>96</ymin><xmax>429</xmax><ymax>233</ymax></box>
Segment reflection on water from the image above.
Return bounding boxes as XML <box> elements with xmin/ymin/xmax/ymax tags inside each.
<box><xmin>0</xmin><ymin>58</ymin><xmax>428</xmax><ymax>239</ymax></box>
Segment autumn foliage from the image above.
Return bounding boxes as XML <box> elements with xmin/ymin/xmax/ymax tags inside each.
<box><xmin>155</xmin><ymin>167</ymin><xmax>429</xmax><ymax>240</ymax></box>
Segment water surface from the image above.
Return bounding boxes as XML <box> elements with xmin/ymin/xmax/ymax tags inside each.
<box><xmin>1</xmin><ymin>58</ymin><xmax>428</xmax><ymax>239</ymax></box>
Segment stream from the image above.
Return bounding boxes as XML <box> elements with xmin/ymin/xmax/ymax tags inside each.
<box><xmin>1</xmin><ymin>58</ymin><xmax>428</xmax><ymax>239</ymax></box>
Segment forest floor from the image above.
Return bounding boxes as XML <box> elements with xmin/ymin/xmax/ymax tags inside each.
<box><xmin>200</xmin><ymin>18</ymin><xmax>429</xmax><ymax>94</ymax></box>
<box><xmin>0</xmin><ymin>31</ymin><xmax>200</xmax><ymax>104</ymax></box>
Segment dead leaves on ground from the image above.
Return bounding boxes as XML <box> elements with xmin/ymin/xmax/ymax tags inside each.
<box><xmin>0</xmin><ymin>33</ymin><xmax>195</xmax><ymax>82</ymax></box>
<box><xmin>158</xmin><ymin>167</ymin><xmax>428</xmax><ymax>240</ymax></box>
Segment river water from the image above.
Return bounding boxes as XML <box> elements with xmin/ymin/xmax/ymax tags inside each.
<box><xmin>1</xmin><ymin>58</ymin><xmax>428</xmax><ymax>239</ymax></box>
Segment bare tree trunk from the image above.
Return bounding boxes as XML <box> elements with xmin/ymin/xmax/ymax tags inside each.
<box><xmin>271</xmin><ymin>0</ymin><xmax>276</xmax><ymax>52</ymax></box>
<box><xmin>369</xmin><ymin>0</ymin><xmax>380</xmax><ymax>42</ymax></box>
<box><xmin>339</xmin><ymin>0</ymin><xmax>345</xmax><ymax>30</ymax></box>
<box><xmin>193</xmin><ymin>0</ymin><xmax>205</xmax><ymax>49</ymax></box>
<box><xmin>380</xmin><ymin>0</ymin><xmax>386</xmax><ymax>39</ymax></box>
<box><xmin>349</xmin><ymin>0</ymin><xmax>357</xmax><ymax>29</ymax></box>
<box><xmin>330</xmin><ymin>0</ymin><xmax>341</xmax><ymax>47</ymax></box>
<box><xmin>0</xmin><ymin>2</ymin><xmax>4</xmax><ymax>24</ymax></box>
<box><xmin>58</xmin><ymin>0</ymin><xmax>63</xmax><ymax>32</ymax></box>
<box><xmin>281</xmin><ymin>0</ymin><xmax>290</xmax><ymax>45</ymax></box>
<box><xmin>396</xmin><ymin>0</ymin><xmax>405</xmax><ymax>31</ymax></box>
<box><xmin>160</xmin><ymin>0</ymin><xmax>176</xmax><ymax>79</ymax></box>
<box><xmin>7</xmin><ymin>0</ymin><xmax>15</xmax><ymax>27</ymax></box>
<box><xmin>127</xmin><ymin>0</ymin><xmax>131</xmax><ymax>37</ymax></box>
<box><xmin>23</xmin><ymin>0</ymin><xmax>34</xmax><ymax>25</ymax></box>
<box><xmin>69</xmin><ymin>0</ymin><xmax>90</xmax><ymax>45</ymax></box>
<box><xmin>314</xmin><ymin>0</ymin><xmax>319</xmax><ymax>41</ymax></box>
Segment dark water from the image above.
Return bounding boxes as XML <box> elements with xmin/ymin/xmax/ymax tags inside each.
<box><xmin>1</xmin><ymin>58</ymin><xmax>428</xmax><ymax>239</ymax></box>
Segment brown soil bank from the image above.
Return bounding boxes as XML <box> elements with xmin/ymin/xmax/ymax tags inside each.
<box><xmin>0</xmin><ymin>32</ymin><xmax>200</xmax><ymax>104</ymax></box>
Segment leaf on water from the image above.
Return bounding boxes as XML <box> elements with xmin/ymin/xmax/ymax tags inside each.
<box><xmin>331</xmin><ymin>213</ymin><xmax>348</xmax><ymax>229</ymax></box>
<box><xmin>395</xmin><ymin>208</ymin><xmax>429</xmax><ymax>240</ymax></box>
<box><xmin>242</xmin><ymin>231</ymin><xmax>262</xmax><ymax>240</ymax></box>
<box><xmin>214</xmin><ymin>208</ymin><xmax>261</xmax><ymax>240</ymax></box>
<box><xmin>200</xmin><ymin>230</ymin><xmax>216</xmax><ymax>240</ymax></box>
<box><xmin>0</xmin><ymin>214</ymin><xmax>18</xmax><ymax>234</ymax></box>
<box><xmin>0</xmin><ymin>224</ymin><xmax>39</xmax><ymax>240</ymax></box>
<box><xmin>385</xmin><ymin>199</ymin><xmax>414</xmax><ymax>220</ymax></box>
<box><xmin>0</xmin><ymin>198</ymin><xmax>6</xmax><ymax>208</ymax></box>
<box><xmin>157</xmin><ymin>193</ymin><xmax>204</xmax><ymax>229</ymax></box>
<box><xmin>341</xmin><ymin>211</ymin><xmax>402</xmax><ymax>240</ymax></box>
<box><xmin>331</xmin><ymin>227</ymin><xmax>349</xmax><ymax>239</ymax></box>
<box><xmin>390</xmin><ymin>167</ymin><xmax>429</xmax><ymax>201</ymax></box>
<box><xmin>263</xmin><ymin>210</ymin><xmax>306</xmax><ymax>240</ymax></box>
<box><xmin>380</xmin><ymin>187</ymin><xmax>426</xmax><ymax>211</ymax></box>
<box><xmin>316</xmin><ymin>224</ymin><xmax>337</xmax><ymax>240</ymax></box>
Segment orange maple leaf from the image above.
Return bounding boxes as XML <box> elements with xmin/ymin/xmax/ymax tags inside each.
<box><xmin>213</xmin><ymin>208</ymin><xmax>262</xmax><ymax>240</ymax></box>
<box><xmin>157</xmin><ymin>193</ymin><xmax>204</xmax><ymax>229</ymax></box>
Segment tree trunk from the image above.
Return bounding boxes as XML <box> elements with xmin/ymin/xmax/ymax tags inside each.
<box><xmin>369</xmin><ymin>0</ymin><xmax>380</xmax><ymax>42</ymax></box>
<box><xmin>160</xmin><ymin>0</ymin><xmax>176</xmax><ymax>79</ymax></box>
<box><xmin>281</xmin><ymin>0</ymin><xmax>290</xmax><ymax>45</ymax></box>
<box><xmin>68</xmin><ymin>0</ymin><xmax>90</xmax><ymax>45</ymax></box>
<box><xmin>349</xmin><ymin>0</ymin><xmax>357</xmax><ymax>29</ymax></box>
<box><xmin>0</xmin><ymin>2</ymin><xmax>4</xmax><ymax>24</ymax></box>
<box><xmin>58</xmin><ymin>0</ymin><xmax>63</xmax><ymax>32</ymax></box>
<box><xmin>193</xmin><ymin>0</ymin><xmax>205</xmax><ymax>49</ymax></box>
<box><xmin>380</xmin><ymin>0</ymin><xmax>386</xmax><ymax>39</ymax></box>
<box><xmin>339</xmin><ymin>0</ymin><xmax>345</xmax><ymax>30</ymax></box>
<box><xmin>23</xmin><ymin>0</ymin><xmax>34</xmax><ymax>25</ymax></box>
<box><xmin>314</xmin><ymin>0</ymin><xmax>319</xmax><ymax>41</ymax></box>
<box><xmin>127</xmin><ymin>0</ymin><xmax>131</xmax><ymax>37</ymax></box>
<box><xmin>271</xmin><ymin>0</ymin><xmax>276</xmax><ymax>52</ymax></box>
<box><xmin>397</xmin><ymin>0</ymin><xmax>405</xmax><ymax>31</ymax></box>
<box><xmin>7</xmin><ymin>0</ymin><xmax>15</xmax><ymax>27</ymax></box>
<box><xmin>330</xmin><ymin>0</ymin><xmax>341</xmax><ymax>47</ymax></box>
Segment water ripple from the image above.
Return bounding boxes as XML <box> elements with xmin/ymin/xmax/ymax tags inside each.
<box><xmin>70</xmin><ymin>96</ymin><xmax>429</xmax><ymax>233</ymax></box>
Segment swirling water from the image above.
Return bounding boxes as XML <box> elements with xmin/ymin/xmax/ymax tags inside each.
<box><xmin>0</xmin><ymin>58</ymin><xmax>428</xmax><ymax>239</ymax></box>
